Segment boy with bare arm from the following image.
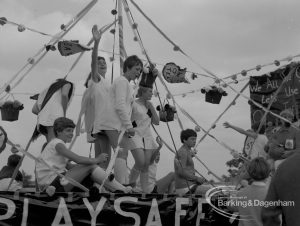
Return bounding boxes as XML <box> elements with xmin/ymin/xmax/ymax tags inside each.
<box><xmin>174</xmin><ymin>129</ymin><xmax>206</xmax><ymax>195</ymax></box>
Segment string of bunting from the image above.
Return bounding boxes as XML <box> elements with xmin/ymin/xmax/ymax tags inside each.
<box><xmin>221</xmin><ymin>53</ymin><xmax>300</xmax><ymax>81</ymax></box>
<box><xmin>195</xmin><ymin>82</ymin><xmax>250</xmax><ymax>147</ymax></box>
<box><xmin>6</xmin><ymin>0</ymin><xmax>99</xmax><ymax>190</ymax></box>
<box><xmin>172</xmin><ymin>76</ymin><xmax>248</xmax><ymax>98</ymax></box>
<box><xmin>0</xmin><ymin>13</ymin><xmax>212</xmax><ymax>82</ymax></box>
<box><xmin>117</xmin><ymin>0</ymin><xmax>128</xmax><ymax>71</ymax></box>
<box><xmin>175</xmin><ymin>101</ymin><xmax>248</xmax><ymax>162</ymax></box>
<box><xmin>121</xmin><ymin>0</ymin><xmax>185</xmax><ymax>130</ymax></box>
<box><xmin>0</xmin><ymin>17</ymin><xmax>61</xmax><ymax>38</ymax></box>
<box><xmin>106</xmin><ymin>2</ymin><xmax>300</xmax><ymax>83</ymax></box>
<box><xmin>0</xmin><ymin>0</ymin><xmax>98</xmax><ymax>97</ymax></box>
<box><xmin>6</xmin><ymin>139</ymin><xmax>89</xmax><ymax>192</ymax></box>
<box><xmin>108</xmin><ymin>2</ymin><xmax>118</xmax><ymax>84</ymax></box>
<box><xmin>127</xmin><ymin>0</ymin><xmax>300</xmax><ymax>129</ymax></box>
<box><xmin>122</xmin><ymin>0</ymin><xmax>252</xmax><ymax>171</ymax></box>
<box><xmin>63</xmin><ymin>20</ymin><xmax>117</xmax><ymax>80</ymax></box>
<box><xmin>128</xmin><ymin>0</ymin><xmax>218</xmax><ymax>82</ymax></box>
<box><xmin>122</xmin><ymin>0</ymin><xmax>204</xmax><ymax>194</ymax></box>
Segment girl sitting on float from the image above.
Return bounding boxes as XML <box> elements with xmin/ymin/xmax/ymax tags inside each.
<box><xmin>36</xmin><ymin>117</ymin><xmax>131</xmax><ymax>193</ymax></box>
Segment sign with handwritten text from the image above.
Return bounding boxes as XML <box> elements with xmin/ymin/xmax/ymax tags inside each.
<box><xmin>249</xmin><ymin>63</ymin><xmax>300</xmax><ymax>125</ymax></box>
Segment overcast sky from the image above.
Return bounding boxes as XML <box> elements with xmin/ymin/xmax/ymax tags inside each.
<box><xmin>1</xmin><ymin>0</ymin><xmax>300</xmax><ymax>181</ymax></box>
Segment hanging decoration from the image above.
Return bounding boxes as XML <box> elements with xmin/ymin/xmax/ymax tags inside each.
<box><xmin>0</xmin><ymin>17</ymin><xmax>7</xmax><ymax>26</ymax></box>
<box><xmin>201</xmin><ymin>85</ymin><xmax>228</xmax><ymax>104</ymax></box>
<box><xmin>162</xmin><ymin>62</ymin><xmax>189</xmax><ymax>83</ymax></box>
<box><xmin>156</xmin><ymin>104</ymin><xmax>177</xmax><ymax>122</ymax></box>
<box><xmin>0</xmin><ymin>100</ymin><xmax>24</xmax><ymax>121</ymax></box>
<box><xmin>58</xmin><ymin>40</ymin><xmax>92</xmax><ymax>56</ymax></box>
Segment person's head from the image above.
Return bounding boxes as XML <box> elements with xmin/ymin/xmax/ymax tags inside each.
<box><xmin>180</xmin><ymin>129</ymin><xmax>197</xmax><ymax>148</ymax></box>
<box><xmin>53</xmin><ymin>117</ymin><xmax>75</xmax><ymax>143</ymax></box>
<box><xmin>251</xmin><ymin>122</ymin><xmax>266</xmax><ymax>134</ymax></box>
<box><xmin>123</xmin><ymin>55</ymin><xmax>143</xmax><ymax>81</ymax></box>
<box><xmin>7</xmin><ymin>154</ymin><xmax>21</xmax><ymax>168</ymax></box>
<box><xmin>246</xmin><ymin>157</ymin><xmax>270</xmax><ymax>181</ymax></box>
<box><xmin>96</xmin><ymin>56</ymin><xmax>107</xmax><ymax>76</ymax></box>
<box><xmin>85</xmin><ymin>56</ymin><xmax>107</xmax><ymax>88</ymax></box>
<box><xmin>280</xmin><ymin>109</ymin><xmax>294</xmax><ymax>127</ymax></box>
<box><xmin>137</xmin><ymin>86</ymin><xmax>153</xmax><ymax>100</ymax></box>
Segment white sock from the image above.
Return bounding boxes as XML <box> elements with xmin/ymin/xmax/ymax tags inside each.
<box><xmin>114</xmin><ymin>158</ymin><xmax>129</xmax><ymax>184</ymax></box>
<box><xmin>140</xmin><ymin>171</ymin><xmax>149</xmax><ymax>193</ymax></box>
<box><xmin>129</xmin><ymin>167</ymin><xmax>140</xmax><ymax>184</ymax></box>
<box><xmin>91</xmin><ymin>167</ymin><xmax>128</xmax><ymax>192</ymax></box>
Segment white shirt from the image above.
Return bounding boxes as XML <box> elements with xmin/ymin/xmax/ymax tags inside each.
<box><xmin>88</xmin><ymin>79</ymin><xmax>113</xmax><ymax>133</ymax></box>
<box><xmin>104</xmin><ymin>76</ymin><xmax>134</xmax><ymax>131</ymax></box>
<box><xmin>36</xmin><ymin>138</ymin><xmax>68</xmax><ymax>187</ymax></box>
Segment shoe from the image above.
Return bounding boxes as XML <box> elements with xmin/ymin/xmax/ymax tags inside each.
<box><xmin>123</xmin><ymin>182</ymin><xmax>136</xmax><ymax>188</ymax></box>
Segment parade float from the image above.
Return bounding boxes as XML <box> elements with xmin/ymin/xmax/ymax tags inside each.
<box><xmin>0</xmin><ymin>0</ymin><xmax>300</xmax><ymax>225</ymax></box>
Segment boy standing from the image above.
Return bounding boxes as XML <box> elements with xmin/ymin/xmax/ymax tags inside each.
<box><xmin>174</xmin><ymin>129</ymin><xmax>206</xmax><ymax>195</ymax></box>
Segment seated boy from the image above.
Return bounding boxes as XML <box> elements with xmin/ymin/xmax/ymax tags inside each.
<box><xmin>35</xmin><ymin>117</ymin><xmax>131</xmax><ymax>193</ymax></box>
<box><xmin>174</xmin><ymin>129</ymin><xmax>206</xmax><ymax>195</ymax></box>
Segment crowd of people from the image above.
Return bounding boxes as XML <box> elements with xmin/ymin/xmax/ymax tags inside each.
<box><xmin>223</xmin><ymin>108</ymin><xmax>300</xmax><ymax>226</ymax></box>
<box><xmin>0</xmin><ymin>24</ymin><xmax>299</xmax><ymax>225</ymax></box>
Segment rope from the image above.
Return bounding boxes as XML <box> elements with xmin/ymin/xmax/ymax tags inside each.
<box><xmin>99</xmin><ymin>130</ymin><xmax>126</xmax><ymax>191</ymax></box>
<box><xmin>0</xmin><ymin>0</ymin><xmax>98</xmax><ymax>96</ymax></box>
<box><xmin>175</xmin><ymin>102</ymin><xmax>249</xmax><ymax>162</ymax></box>
<box><xmin>196</xmin><ymin>81</ymin><xmax>250</xmax><ymax>147</ymax></box>
<box><xmin>122</xmin><ymin>0</ymin><xmax>197</xmax><ymax>194</ymax></box>
<box><xmin>63</xmin><ymin>20</ymin><xmax>117</xmax><ymax>80</ymax></box>
<box><xmin>6</xmin><ymin>0</ymin><xmax>98</xmax><ymax>190</ymax></box>
<box><xmin>110</xmin><ymin>0</ymin><xmax>118</xmax><ymax>84</ymax></box>
<box><xmin>151</xmin><ymin>125</ymin><xmax>219</xmax><ymax>187</ymax></box>
<box><xmin>118</xmin><ymin>0</ymin><xmax>128</xmax><ymax>71</ymax></box>
<box><xmin>6</xmin><ymin>139</ymin><xmax>89</xmax><ymax>192</ymax></box>
<box><xmin>127</xmin><ymin>0</ymin><xmax>300</xmax><ymax>128</ymax></box>
<box><xmin>255</xmin><ymin>65</ymin><xmax>297</xmax><ymax>135</ymax></box>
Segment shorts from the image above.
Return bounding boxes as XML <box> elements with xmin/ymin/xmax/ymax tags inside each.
<box><xmin>120</xmin><ymin>134</ymin><xmax>158</xmax><ymax>150</ymax></box>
